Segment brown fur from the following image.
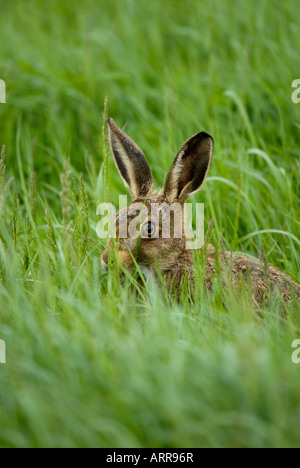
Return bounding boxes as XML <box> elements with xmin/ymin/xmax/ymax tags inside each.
<box><xmin>101</xmin><ymin>119</ymin><xmax>300</xmax><ymax>307</ymax></box>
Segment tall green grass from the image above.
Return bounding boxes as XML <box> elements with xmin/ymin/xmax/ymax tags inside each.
<box><xmin>0</xmin><ymin>0</ymin><xmax>300</xmax><ymax>448</ymax></box>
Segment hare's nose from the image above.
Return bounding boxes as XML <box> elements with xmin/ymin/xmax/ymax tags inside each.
<box><xmin>101</xmin><ymin>250</ymin><xmax>108</xmax><ymax>271</ymax></box>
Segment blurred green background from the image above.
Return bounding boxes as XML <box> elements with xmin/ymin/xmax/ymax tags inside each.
<box><xmin>0</xmin><ymin>0</ymin><xmax>300</xmax><ymax>448</ymax></box>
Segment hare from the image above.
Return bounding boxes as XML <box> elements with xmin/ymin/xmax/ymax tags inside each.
<box><xmin>101</xmin><ymin>118</ymin><xmax>300</xmax><ymax>306</ymax></box>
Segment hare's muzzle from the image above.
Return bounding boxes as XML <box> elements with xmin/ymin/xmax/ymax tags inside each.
<box><xmin>101</xmin><ymin>249</ymin><xmax>108</xmax><ymax>272</ymax></box>
<box><xmin>101</xmin><ymin>247</ymin><xmax>135</xmax><ymax>272</ymax></box>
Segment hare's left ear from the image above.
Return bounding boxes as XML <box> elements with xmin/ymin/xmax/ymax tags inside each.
<box><xmin>107</xmin><ymin>118</ymin><xmax>153</xmax><ymax>200</ymax></box>
<box><xmin>163</xmin><ymin>132</ymin><xmax>213</xmax><ymax>204</ymax></box>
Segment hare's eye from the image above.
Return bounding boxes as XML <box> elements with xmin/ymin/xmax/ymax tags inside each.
<box><xmin>142</xmin><ymin>221</ymin><xmax>156</xmax><ymax>239</ymax></box>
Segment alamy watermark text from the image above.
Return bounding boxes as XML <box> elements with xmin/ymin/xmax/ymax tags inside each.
<box><xmin>0</xmin><ymin>79</ymin><xmax>6</xmax><ymax>103</ymax></box>
<box><xmin>291</xmin><ymin>79</ymin><xmax>300</xmax><ymax>104</ymax></box>
<box><xmin>291</xmin><ymin>339</ymin><xmax>300</xmax><ymax>364</ymax></box>
<box><xmin>0</xmin><ymin>339</ymin><xmax>6</xmax><ymax>364</ymax></box>
<box><xmin>96</xmin><ymin>196</ymin><xmax>204</xmax><ymax>249</ymax></box>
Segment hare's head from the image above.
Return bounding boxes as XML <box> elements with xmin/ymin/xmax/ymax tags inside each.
<box><xmin>101</xmin><ymin>119</ymin><xmax>214</xmax><ymax>272</ymax></box>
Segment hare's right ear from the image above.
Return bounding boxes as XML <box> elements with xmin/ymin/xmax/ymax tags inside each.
<box><xmin>107</xmin><ymin>118</ymin><xmax>153</xmax><ymax>200</ymax></box>
<box><xmin>163</xmin><ymin>131</ymin><xmax>213</xmax><ymax>204</ymax></box>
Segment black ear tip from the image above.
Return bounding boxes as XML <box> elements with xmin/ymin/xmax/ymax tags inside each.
<box><xmin>107</xmin><ymin>117</ymin><xmax>114</xmax><ymax>127</ymax></box>
<box><xmin>198</xmin><ymin>131</ymin><xmax>214</xmax><ymax>143</ymax></box>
